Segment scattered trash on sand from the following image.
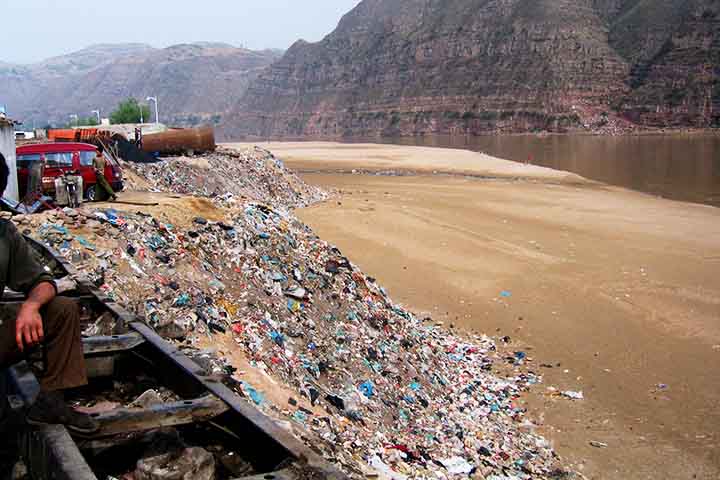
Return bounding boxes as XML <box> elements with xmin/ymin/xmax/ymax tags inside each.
<box><xmin>15</xmin><ymin>146</ymin><xmax>573</xmax><ymax>478</ymax></box>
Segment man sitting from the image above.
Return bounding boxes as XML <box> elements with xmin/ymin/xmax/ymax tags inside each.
<box><xmin>1</xmin><ymin>152</ymin><xmax>98</xmax><ymax>477</ymax></box>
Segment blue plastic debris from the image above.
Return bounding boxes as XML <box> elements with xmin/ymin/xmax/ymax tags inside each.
<box><xmin>103</xmin><ymin>208</ymin><xmax>118</xmax><ymax>218</ymax></box>
<box><xmin>146</xmin><ymin>235</ymin><xmax>165</xmax><ymax>251</ymax></box>
<box><xmin>287</xmin><ymin>299</ymin><xmax>302</xmax><ymax>313</ymax></box>
<box><xmin>174</xmin><ymin>293</ymin><xmax>191</xmax><ymax>307</ymax></box>
<box><xmin>448</xmin><ymin>353</ymin><xmax>465</xmax><ymax>362</ymax></box>
<box><xmin>51</xmin><ymin>224</ymin><xmax>69</xmax><ymax>235</ymax></box>
<box><xmin>74</xmin><ymin>236</ymin><xmax>95</xmax><ymax>251</ymax></box>
<box><xmin>271</xmin><ymin>271</ymin><xmax>287</xmax><ymax>282</ymax></box>
<box><xmin>242</xmin><ymin>382</ymin><xmax>264</xmax><ymax>406</ymax></box>
<box><xmin>270</xmin><ymin>330</ymin><xmax>285</xmax><ymax>346</ymax></box>
<box><xmin>359</xmin><ymin>381</ymin><xmax>375</xmax><ymax>398</ymax></box>
<box><xmin>292</xmin><ymin>410</ymin><xmax>307</xmax><ymax>423</ymax></box>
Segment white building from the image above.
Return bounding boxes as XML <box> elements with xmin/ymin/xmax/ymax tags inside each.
<box><xmin>0</xmin><ymin>115</ymin><xmax>19</xmax><ymax>202</ymax></box>
<box><xmin>14</xmin><ymin>131</ymin><xmax>35</xmax><ymax>140</ymax></box>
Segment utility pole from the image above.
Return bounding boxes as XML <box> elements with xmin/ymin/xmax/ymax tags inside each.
<box><xmin>147</xmin><ymin>96</ymin><xmax>159</xmax><ymax>124</ymax></box>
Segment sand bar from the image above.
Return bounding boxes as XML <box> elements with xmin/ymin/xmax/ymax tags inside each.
<box><xmin>228</xmin><ymin>142</ymin><xmax>591</xmax><ymax>183</ymax></box>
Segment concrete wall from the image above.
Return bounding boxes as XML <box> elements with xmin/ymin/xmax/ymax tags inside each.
<box><xmin>0</xmin><ymin>121</ymin><xmax>18</xmax><ymax>202</ymax></box>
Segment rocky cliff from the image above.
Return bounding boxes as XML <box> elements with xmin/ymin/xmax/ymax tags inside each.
<box><xmin>621</xmin><ymin>0</ymin><xmax>720</xmax><ymax>127</ymax></box>
<box><xmin>1</xmin><ymin>43</ymin><xmax>281</xmax><ymax>128</ymax></box>
<box><xmin>231</xmin><ymin>0</ymin><xmax>719</xmax><ymax>138</ymax></box>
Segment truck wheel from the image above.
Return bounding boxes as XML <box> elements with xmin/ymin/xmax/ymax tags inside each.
<box><xmin>85</xmin><ymin>186</ymin><xmax>97</xmax><ymax>202</ymax></box>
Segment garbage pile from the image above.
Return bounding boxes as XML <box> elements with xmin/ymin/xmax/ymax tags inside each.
<box><xmin>13</xmin><ymin>146</ymin><xmax>570</xmax><ymax>479</ymax></box>
<box><xmin>123</xmin><ymin>146</ymin><xmax>328</xmax><ymax>210</ymax></box>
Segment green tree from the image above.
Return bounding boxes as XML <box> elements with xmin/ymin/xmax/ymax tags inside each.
<box><xmin>110</xmin><ymin>98</ymin><xmax>151</xmax><ymax>124</ymax></box>
<box><xmin>77</xmin><ymin>116</ymin><xmax>98</xmax><ymax>126</ymax></box>
<box><xmin>62</xmin><ymin>117</ymin><xmax>97</xmax><ymax>128</ymax></box>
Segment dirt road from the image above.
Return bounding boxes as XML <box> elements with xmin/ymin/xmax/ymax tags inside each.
<box><xmin>240</xmin><ymin>142</ymin><xmax>720</xmax><ymax>479</ymax></box>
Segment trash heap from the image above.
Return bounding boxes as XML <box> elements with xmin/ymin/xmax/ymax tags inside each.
<box><xmin>124</xmin><ymin>146</ymin><xmax>328</xmax><ymax>210</ymax></box>
<box><xmin>13</xmin><ymin>147</ymin><xmax>570</xmax><ymax>479</ymax></box>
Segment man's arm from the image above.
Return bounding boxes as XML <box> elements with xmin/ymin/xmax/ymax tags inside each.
<box><xmin>16</xmin><ymin>282</ymin><xmax>55</xmax><ymax>352</ymax></box>
<box><xmin>4</xmin><ymin>221</ymin><xmax>58</xmax><ymax>351</ymax></box>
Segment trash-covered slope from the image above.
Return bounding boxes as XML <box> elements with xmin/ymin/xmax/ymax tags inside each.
<box><xmin>123</xmin><ymin>147</ymin><xmax>328</xmax><ymax>210</ymax></box>
<box><xmin>12</xmin><ymin>147</ymin><xmax>571</xmax><ymax>479</ymax></box>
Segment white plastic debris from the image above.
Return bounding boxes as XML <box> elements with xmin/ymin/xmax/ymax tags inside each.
<box><xmin>439</xmin><ymin>456</ymin><xmax>474</xmax><ymax>475</ymax></box>
<box><xmin>561</xmin><ymin>390</ymin><xmax>584</xmax><ymax>400</ymax></box>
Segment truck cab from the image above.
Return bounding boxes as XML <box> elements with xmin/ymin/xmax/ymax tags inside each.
<box><xmin>16</xmin><ymin>142</ymin><xmax>123</xmax><ymax>201</ymax></box>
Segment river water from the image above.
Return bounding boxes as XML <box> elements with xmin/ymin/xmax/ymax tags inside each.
<box><xmin>348</xmin><ymin>134</ymin><xmax>720</xmax><ymax>207</ymax></box>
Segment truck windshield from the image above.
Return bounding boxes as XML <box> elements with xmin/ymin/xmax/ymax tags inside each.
<box><xmin>17</xmin><ymin>154</ymin><xmax>41</xmax><ymax>168</ymax></box>
<box><xmin>79</xmin><ymin>151</ymin><xmax>96</xmax><ymax>166</ymax></box>
<box><xmin>45</xmin><ymin>152</ymin><xmax>73</xmax><ymax>168</ymax></box>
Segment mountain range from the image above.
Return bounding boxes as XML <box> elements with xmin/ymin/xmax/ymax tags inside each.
<box><xmin>1</xmin><ymin>0</ymin><xmax>718</xmax><ymax>139</ymax></box>
<box><xmin>0</xmin><ymin>43</ymin><xmax>281</xmax><ymax>129</ymax></box>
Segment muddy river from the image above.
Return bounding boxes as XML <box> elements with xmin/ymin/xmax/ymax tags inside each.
<box><xmin>348</xmin><ymin>133</ymin><xmax>720</xmax><ymax>207</ymax></box>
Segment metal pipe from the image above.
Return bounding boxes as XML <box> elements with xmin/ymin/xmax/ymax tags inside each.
<box><xmin>141</xmin><ymin>126</ymin><xmax>216</xmax><ymax>155</ymax></box>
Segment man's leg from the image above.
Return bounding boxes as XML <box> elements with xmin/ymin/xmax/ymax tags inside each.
<box><xmin>24</xmin><ymin>297</ymin><xmax>98</xmax><ymax>434</ymax></box>
<box><xmin>95</xmin><ymin>173</ymin><xmax>116</xmax><ymax>201</ymax></box>
<box><xmin>37</xmin><ymin>297</ymin><xmax>87</xmax><ymax>391</ymax></box>
<box><xmin>1</xmin><ymin>298</ymin><xmax>88</xmax><ymax>388</ymax></box>
<box><xmin>0</xmin><ymin>314</ymin><xmax>21</xmax><ymax>479</ymax></box>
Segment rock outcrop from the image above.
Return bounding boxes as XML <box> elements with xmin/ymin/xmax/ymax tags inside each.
<box><xmin>621</xmin><ymin>0</ymin><xmax>720</xmax><ymax>127</ymax></box>
<box><xmin>230</xmin><ymin>0</ymin><xmax>719</xmax><ymax>138</ymax></box>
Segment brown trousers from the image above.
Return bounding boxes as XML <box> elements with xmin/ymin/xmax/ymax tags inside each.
<box><xmin>95</xmin><ymin>169</ymin><xmax>115</xmax><ymax>200</ymax></box>
<box><xmin>0</xmin><ymin>297</ymin><xmax>87</xmax><ymax>391</ymax></box>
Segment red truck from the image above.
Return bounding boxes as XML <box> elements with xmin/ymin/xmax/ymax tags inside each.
<box><xmin>16</xmin><ymin>142</ymin><xmax>123</xmax><ymax>201</ymax></box>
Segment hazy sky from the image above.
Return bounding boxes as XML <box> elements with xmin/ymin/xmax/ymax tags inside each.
<box><xmin>1</xmin><ymin>0</ymin><xmax>362</xmax><ymax>64</ymax></box>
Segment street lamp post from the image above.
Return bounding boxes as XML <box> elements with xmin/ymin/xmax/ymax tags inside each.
<box><xmin>91</xmin><ymin>109</ymin><xmax>101</xmax><ymax>125</ymax></box>
<box><xmin>146</xmin><ymin>96</ymin><xmax>159</xmax><ymax>124</ymax></box>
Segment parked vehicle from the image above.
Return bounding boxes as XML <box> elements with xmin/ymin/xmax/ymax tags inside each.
<box><xmin>56</xmin><ymin>170</ymin><xmax>83</xmax><ymax>208</ymax></box>
<box><xmin>16</xmin><ymin>142</ymin><xmax>123</xmax><ymax>201</ymax></box>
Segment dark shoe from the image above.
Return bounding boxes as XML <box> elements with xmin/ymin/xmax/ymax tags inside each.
<box><xmin>0</xmin><ymin>421</ymin><xmax>19</xmax><ymax>480</ymax></box>
<box><xmin>26</xmin><ymin>390</ymin><xmax>99</xmax><ymax>435</ymax></box>
<box><xmin>0</xmin><ymin>377</ymin><xmax>20</xmax><ymax>479</ymax></box>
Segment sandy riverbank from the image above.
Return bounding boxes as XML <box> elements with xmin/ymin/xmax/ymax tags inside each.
<box><xmin>228</xmin><ymin>142</ymin><xmax>720</xmax><ymax>479</ymax></box>
<box><xmin>229</xmin><ymin>142</ymin><xmax>591</xmax><ymax>183</ymax></box>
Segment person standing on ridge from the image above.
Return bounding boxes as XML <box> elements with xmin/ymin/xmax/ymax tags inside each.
<box><xmin>93</xmin><ymin>146</ymin><xmax>117</xmax><ymax>201</ymax></box>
